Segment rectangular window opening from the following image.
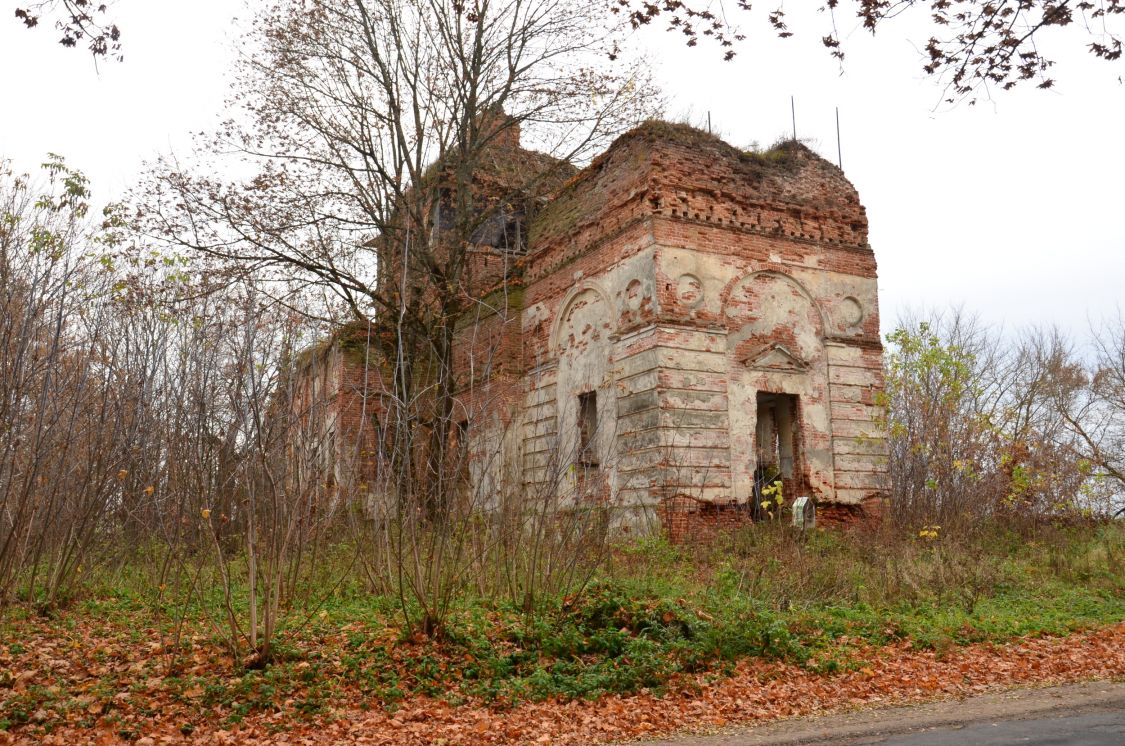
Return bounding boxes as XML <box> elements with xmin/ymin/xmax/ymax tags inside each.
<box><xmin>577</xmin><ymin>391</ymin><xmax>599</xmax><ymax>469</ymax></box>
<box><xmin>454</xmin><ymin>419</ymin><xmax>470</xmax><ymax>487</ymax></box>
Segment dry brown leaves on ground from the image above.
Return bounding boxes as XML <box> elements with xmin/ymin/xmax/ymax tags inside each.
<box><xmin>2</xmin><ymin>623</ymin><xmax>1123</xmax><ymax>745</ymax></box>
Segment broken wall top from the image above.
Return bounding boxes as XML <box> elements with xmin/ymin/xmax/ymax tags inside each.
<box><xmin>528</xmin><ymin>121</ymin><xmax>870</xmax><ymax>282</ymax></box>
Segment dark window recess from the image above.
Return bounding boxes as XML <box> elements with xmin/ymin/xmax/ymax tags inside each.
<box><xmin>454</xmin><ymin>419</ymin><xmax>470</xmax><ymax>486</ymax></box>
<box><xmin>503</xmin><ymin>216</ymin><xmax>523</xmax><ymax>254</ymax></box>
<box><xmin>577</xmin><ymin>391</ymin><xmax>599</xmax><ymax>468</ymax></box>
<box><xmin>325</xmin><ymin>427</ymin><xmax>337</xmax><ymax>486</ymax></box>
<box><xmin>469</xmin><ymin>208</ymin><xmax>525</xmax><ymax>254</ymax></box>
<box><xmin>433</xmin><ymin>189</ymin><xmax>456</xmax><ymax>231</ymax></box>
<box><xmin>433</xmin><ymin>192</ymin><xmax>526</xmax><ymax>254</ymax></box>
<box><xmin>454</xmin><ymin>419</ymin><xmax>469</xmax><ymax>450</ymax></box>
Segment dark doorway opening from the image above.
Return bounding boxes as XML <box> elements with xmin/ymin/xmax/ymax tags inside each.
<box><xmin>752</xmin><ymin>392</ymin><xmax>801</xmax><ymax>519</ymax></box>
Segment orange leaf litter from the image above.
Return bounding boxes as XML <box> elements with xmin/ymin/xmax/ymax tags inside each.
<box><xmin>4</xmin><ymin>623</ymin><xmax>1124</xmax><ymax>745</ymax></box>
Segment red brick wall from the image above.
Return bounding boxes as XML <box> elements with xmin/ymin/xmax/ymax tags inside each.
<box><xmin>657</xmin><ymin>495</ymin><xmax>753</xmax><ymax>544</ymax></box>
<box><xmin>288</xmin><ymin>120</ymin><xmax>887</xmax><ymax>542</ymax></box>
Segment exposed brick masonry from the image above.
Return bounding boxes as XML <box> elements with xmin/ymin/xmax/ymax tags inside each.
<box><xmin>290</xmin><ymin>119</ymin><xmax>889</xmax><ymax>538</ymax></box>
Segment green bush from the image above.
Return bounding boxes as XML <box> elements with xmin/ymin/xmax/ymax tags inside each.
<box><xmin>3</xmin><ymin>520</ymin><xmax>1121</xmax><ymax>731</ymax></box>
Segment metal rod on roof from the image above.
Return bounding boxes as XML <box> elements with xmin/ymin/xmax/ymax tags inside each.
<box><xmin>836</xmin><ymin>107</ymin><xmax>843</xmax><ymax>169</ymax></box>
<box><xmin>790</xmin><ymin>96</ymin><xmax>796</xmax><ymax>140</ymax></box>
<box><xmin>707</xmin><ymin>111</ymin><xmax>712</xmax><ymax>134</ymax></box>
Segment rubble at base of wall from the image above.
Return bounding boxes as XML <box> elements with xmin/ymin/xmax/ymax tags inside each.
<box><xmin>657</xmin><ymin>495</ymin><xmax>753</xmax><ymax>544</ymax></box>
<box><xmin>657</xmin><ymin>494</ymin><xmax>885</xmax><ymax>543</ymax></box>
<box><xmin>815</xmin><ymin>495</ymin><xmax>885</xmax><ymax>529</ymax></box>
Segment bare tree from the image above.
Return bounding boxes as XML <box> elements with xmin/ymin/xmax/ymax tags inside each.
<box><xmin>139</xmin><ymin>0</ymin><xmax>657</xmax><ymax>635</ymax></box>
<box><xmin>0</xmin><ymin>157</ymin><xmax>138</xmax><ymax>607</ymax></box>
<box><xmin>13</xmin><ymin>1</ymin><xmax>122</xmax><ymax>59</ymax></box>
<box><xmin>1037</xmin><ymin>315</ymin><xmax>1125</xmax><ymax>507</ymax></box>
<box><xmin>615</xmin><ymin>1</ymin><xmax>1124</xmax><ymax>103</ymax></box>
<box><xmin>1087</xmin><ymin>314</ymin><xmax>1125</xmax><ymax>492</ymax></box>
<box><xmin>883</xmin><ymin>310</ymin><xmax>1100</xmax><ymax>529</ymax></box>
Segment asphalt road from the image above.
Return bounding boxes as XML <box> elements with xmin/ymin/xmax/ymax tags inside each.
<box><xmin>636</xmin><ymin>680</ymin><xmax>1125</xmax><ymax>745</ymax></box>
<box><xmin>878</xmin><ymin>709</ymin><xmax>1125</xmax><ymax>745</ymax></box>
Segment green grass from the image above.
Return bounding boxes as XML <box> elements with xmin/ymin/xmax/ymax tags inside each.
<box><xmin>1</xmin><ymin>521</ymin><xmax>1122</xmax><ymax>733</ymax></box>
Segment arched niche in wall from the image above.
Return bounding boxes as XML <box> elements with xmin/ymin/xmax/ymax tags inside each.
<box><xmin>721</xmin><ymin>270</ymin><xmax>835</xmax><ymax>503</ymax></box>
<box><xmin>721</xmin><ymin>271</ymin><xmax>826</xmax><ymax>365</ymax></box>
<box><xmin>550</xmin><ymin>281</ymin><xmax>616</xmax><ymax>472</ymax></box>
<box><xmin>550</xmin><ymin>282</ymin><xmax>615</xmax><ymax>361</ymax></box>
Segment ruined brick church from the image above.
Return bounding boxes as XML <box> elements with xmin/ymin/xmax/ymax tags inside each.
<box><xmin>292</xmin><ymin>119</ymin><xmax>887</xmax><ymax>536</ymax></box>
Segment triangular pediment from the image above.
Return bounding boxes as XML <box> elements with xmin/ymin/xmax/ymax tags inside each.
<box><xmin>740</xmin><ymin>343</ymin><xmax>808</xmax><ymax>372</ymax></box>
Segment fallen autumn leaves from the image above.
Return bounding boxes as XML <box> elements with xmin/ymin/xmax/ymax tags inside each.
<box><xmin>2</xmin><ymin>622</ymin><xmax>1123</xmax><ymax>745</ymax></box>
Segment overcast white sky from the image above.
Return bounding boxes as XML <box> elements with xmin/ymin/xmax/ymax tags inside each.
<box><xmin>2</xmin><ymin>1</ymin><xmax>1122</xmax><ymax>339</ymax></box>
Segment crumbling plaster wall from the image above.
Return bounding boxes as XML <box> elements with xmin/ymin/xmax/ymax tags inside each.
<box><xmin>286</xmin><ymin>341</ymin><xmax>389</xmax><ymax>519</ymax></box>
<box><xmin>286</xmin><ymin>121</ymin><xmax>886</xmax><ymax>537</ymax></box>
<box><xmin>649</xmin><ymin>222</ymin><xmax>886</xmax><ymax>507</ymax></box>
<box><xmin>453</xmin><ymin>376</ymin><xmax>525</xmax><ymax>513</ymax></box>
<box><xmin>519</xmin><ymin>122</ymin><xmax>887</xmax><ymax>519</ymax></box>
<box><xmin>520</xmin><ymin>241</ymin><xmax>656</xmax><ymax>509</ymax></box>
<box><xmin>655</xmin><ymin>249</ymin><xmax>829</xmax><ymax>503</ymax></box>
